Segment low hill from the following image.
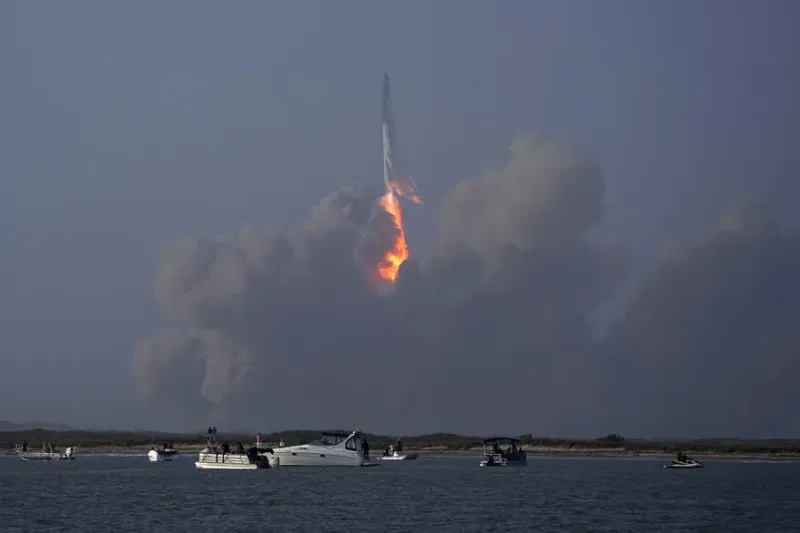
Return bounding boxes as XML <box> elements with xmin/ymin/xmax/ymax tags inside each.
<box><xmin>0</xmin><ymin>421</ymin><xmax>76</xmax><ymax>432</ymax></box>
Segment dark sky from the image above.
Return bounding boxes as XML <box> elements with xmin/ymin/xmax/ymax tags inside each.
<box><xmin>2</xmin><ymin>0</ymin><xmax>799</xmax><ymax>437</ymax></box>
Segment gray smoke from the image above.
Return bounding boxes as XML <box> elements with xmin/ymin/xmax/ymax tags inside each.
<box><xmin>602</xmin><ymin>200</ymin><xmax>800</xmax><ymax>438</ymax></box>
<box><xmin>133</xmin><ymin>135</ymin><xmax>628</xmax><ymax>434</ymax></box>
<box><xmin>133</xmin><ymin>135</ymin><xmax>800</xmax><ymax>437</ymax></box>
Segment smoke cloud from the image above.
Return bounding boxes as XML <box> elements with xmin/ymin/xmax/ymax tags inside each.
<box><xmin>133</xmin><ymin>136</ymin><xmax>800</xmax><ymax>437</ymax></box>
<box><xmin>601</xmin><ymin>201</ymin><xmax>800</xmax><ymax>438</ymax></box>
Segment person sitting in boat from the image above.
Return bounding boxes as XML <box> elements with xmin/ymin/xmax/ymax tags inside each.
<box><xmin>492</xmin><ymin>442</ymin><xmax>500</xmax><ymax>454</ymax></box>
<box><xmin>677</xmin><ymin>452</ymin><xmax>688</xmax><ymax>462</ymax></box>
<box><xmin>236</xmin><ymin>441</ymin><xmax>245</xmax><ymax>454</ymax></box>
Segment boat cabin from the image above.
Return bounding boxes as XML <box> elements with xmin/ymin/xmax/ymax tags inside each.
<box><xmin>317</xmin><ymin>431</ymin><xmax>363</xmax><ymax>451</ymax></box>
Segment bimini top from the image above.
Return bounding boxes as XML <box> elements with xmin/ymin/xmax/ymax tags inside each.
<box><xmin>483</xmin><ymin>437</ymin><xmax>521</xmax><ymax>444</ymax></box>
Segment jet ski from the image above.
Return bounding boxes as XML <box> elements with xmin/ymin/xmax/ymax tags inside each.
<box><xmin>663</xmin><ymin>459</ymin><xmax>703</xmax><ymax>468</ymax></box>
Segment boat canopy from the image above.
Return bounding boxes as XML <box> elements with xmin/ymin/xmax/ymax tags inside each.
<box><xmin>484</xmin><ymin>437</ymin><xmax>521</xmax><ymax>445</ymax></box>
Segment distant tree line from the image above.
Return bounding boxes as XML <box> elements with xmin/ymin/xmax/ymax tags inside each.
<box><xmin>1</xmin><ymin>429</ymin><xmax>799</xmax><ymax>455</ymax></box>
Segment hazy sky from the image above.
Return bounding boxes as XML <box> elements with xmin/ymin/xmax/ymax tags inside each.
<box><xmin>1</xmin><ymin>0</ymin><xmax>798</xmax><ymax>436</ymax></box>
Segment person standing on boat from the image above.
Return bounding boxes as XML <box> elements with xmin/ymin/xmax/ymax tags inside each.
<box><xmin>396</xmin><ymin>438</ymin><xmax>403</xmax><ymax>454</ymax></box>
<box><xmin>361</xmin><ymin>438</ymin><xmax>370</xmax><ymax>461</ymax></box>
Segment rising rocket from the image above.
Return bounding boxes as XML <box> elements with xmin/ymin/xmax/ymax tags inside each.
<box><xmin>382</xmin><ymin>73</ymin><xmax>420</xmax><ymax>201</ymax></box>
<box><xmin>382</xmin><ymin>73</ymin><xmax>395</xmax><ymax>188</ymax></box>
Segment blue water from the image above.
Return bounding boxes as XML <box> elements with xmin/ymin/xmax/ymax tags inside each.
<box><xmin>1</xmin><ymin>454</ymin><xmax>798</xmax><ymax>532</ymax></box>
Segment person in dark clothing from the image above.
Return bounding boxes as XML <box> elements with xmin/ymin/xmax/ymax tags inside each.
<box><xmin>236</xmin><ymin>441</ymin><xmax>245</xmax><ymax>454</ymax></box>
<box><xmin>361</xmin><ymin>438</ymin><xmax>370</xmax><ymax>460</ymax></box>
<box><xmin>222</xmin><ymin>441</ymin><xmax>231</xmax><ymax>454</ymax></box>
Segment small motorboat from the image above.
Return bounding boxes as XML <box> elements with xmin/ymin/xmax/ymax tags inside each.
<box><xmin>663</xmin><ymin>459</ymin><xmax>703</xmax><ymax>469</ymax></box>
<box><xmin>381</xmin><ymin>450</ymin><xmax>419</xmax><ymax>461</ymax></box>
<box><xmin>16</xmin><ymin>442</ymin><xmax>76</xmax><ymax>461</ymax></box>
<box><xmin>148</xmin><ymin>441</ymin><xmax>178</xmax><ymax>462</ymax></box>
<box><xmin>381</xmin><ymin>439</ymin><xmax>419</xmax><ymax>461</ymax></box>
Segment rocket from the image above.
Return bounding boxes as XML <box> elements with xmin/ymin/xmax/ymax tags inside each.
<box><xmin>382</xmin><ymin>73</ymin><xmax>420</xmax><ymax>200</ymax></box>
<box><xmin>382</xmin><ymin>73</ymin><xmax>396</xmax><ymax>188</ymax></box>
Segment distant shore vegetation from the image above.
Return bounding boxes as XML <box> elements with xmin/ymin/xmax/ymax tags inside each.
<box><xmin>2</xmin><ymin>429</ymin><xmax>800</xmax><ymax>455</ymax></box>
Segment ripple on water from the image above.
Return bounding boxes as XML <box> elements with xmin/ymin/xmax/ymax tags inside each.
<box><xmin>1</xmin><ymin>454</ymin><xmax>798</xmax><ymax>532</ymax></box>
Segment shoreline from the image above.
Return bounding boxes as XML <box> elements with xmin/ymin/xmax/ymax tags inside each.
<box><xmin>4</xmin><ymin>445</ymin><xmax>799</xmax><ymax>461</ymax></box>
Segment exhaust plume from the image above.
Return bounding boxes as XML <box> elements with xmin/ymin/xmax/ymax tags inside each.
<box><xmin>373</xmin><ymin>73</ymin><xmax>422</xmax><ymax>288</ymax></box>
<box><xmin>133</xmin><ymin>137</ymin><xmax>800</xmax><ymax>437</ymax></box>
<box><xmin>133</xmin><ymin>135</ymin><xmax>626</xmax><ymax>434</ymax></box>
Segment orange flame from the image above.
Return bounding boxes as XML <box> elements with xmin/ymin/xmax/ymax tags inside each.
<box><xmin>376</xmin><ymin>188</ymin><xmax>408</xmax><ymax>283</ymax></box>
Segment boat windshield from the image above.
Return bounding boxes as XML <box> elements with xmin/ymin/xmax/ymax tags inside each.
<box><xmin>313</xmin><ymin>433</ymin><xmax>349</xmax><ymax>446</ymax></box>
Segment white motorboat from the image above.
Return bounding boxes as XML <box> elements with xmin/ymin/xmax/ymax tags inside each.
<box><xmin>381</xmin><ymin>450</ymin><xmax>419</xmax><ymax>461</ymax></box>
<box><xmin>479</xmin><ymin>437</ymin><xmax>527</xmax><ymax>467</ymax></box>
<box><xmin>195</xmin><ymin>444</ymin><xmax>274</xmax><ymax>470</ymax></box>
<box><xmin>269</xmin><ymin>430</ymin><xmax>378</xmax><ymax>467</ymax></box>
<box><xmin>16</xmin><ymin>443</ymin><xmax>77</xmax><ymax>461</ymax></box>
<box><xmin>381</xmin><ymin>441</ymin><xmax>419</xmax><ymax>461</ymax></box>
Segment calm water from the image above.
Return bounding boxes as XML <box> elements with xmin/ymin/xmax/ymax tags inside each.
<box><xmin>1</xmin><ymin>454</ymin><xmax>799</xmax><ymax>532</ymax></box>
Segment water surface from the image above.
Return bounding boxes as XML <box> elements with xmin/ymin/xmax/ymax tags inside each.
<box><xmin>1</xmin><ymin>454</ymin><xmax>798</xmax><ymax>532</ymax></box>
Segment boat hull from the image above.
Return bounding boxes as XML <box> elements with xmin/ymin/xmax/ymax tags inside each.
<box><xmin>18</xmin><ymin>447</ymin><xmax>76</xmax><ymax>461</ymax></box>
<box><xmin>271</xmin><ymin>448</ymin><xmax>365</xmax><ymax>467</ymax></box>
<box><xmin>195</xmin><ymin>451</ymin><xmax>268</xmax><ymax>470</ymax></box>
<box><xmin>663</xmin><ymin>461</ymin><xmax>703</xmax><ymax>469</ymax></box>
<box><xmin>195</xmin><ymin>461</ymin><xmax>261</xmax><ymax>470</ymax></box>
<box><xmin>19</xmin><ymin>453</ymin><xmax>61</xmax><ymax>461</ymax></box>
<box><xmin>480</xmin><ymin>454</ymin><xmax>527</xmax><ymax>467</ymax></box>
